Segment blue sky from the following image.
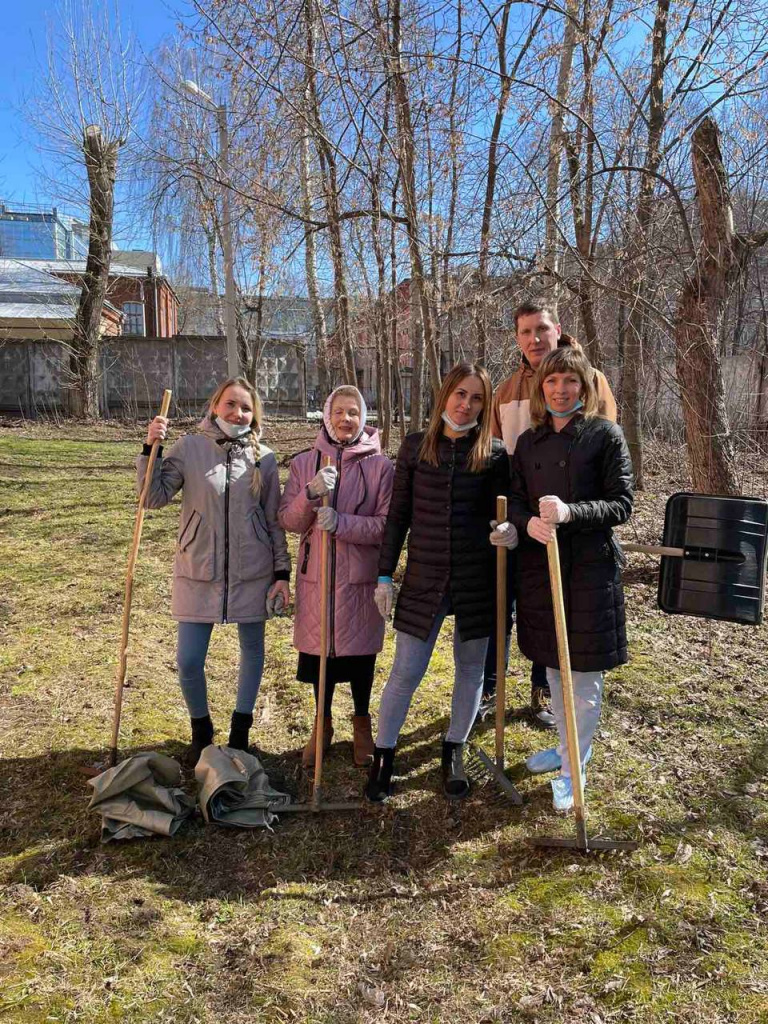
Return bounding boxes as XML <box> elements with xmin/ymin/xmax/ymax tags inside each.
<box><xmin>0</xmin><ymin>0</ymin><xmax>184</xmax><ymax>248</ymax></box>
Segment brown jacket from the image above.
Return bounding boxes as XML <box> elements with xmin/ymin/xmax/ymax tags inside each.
<box><xmin>490</xmin><ymin>334</ymin><xmax>617</xmax><ymax>453</ymax></box>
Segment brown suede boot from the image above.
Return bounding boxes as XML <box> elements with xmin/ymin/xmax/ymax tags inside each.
<box><xmin>352</xmin><ymin>715</ymin><xmax>374</xmax><ymax>767</ymax></box>
<box><xmin>302</xmin><ymin>716</ymin><xmax>334</xmax><ymax>767</ymax></box>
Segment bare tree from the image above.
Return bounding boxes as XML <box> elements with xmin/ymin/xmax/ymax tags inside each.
<box><xmin>32</xmin><ymin>0</ymin><xmax>141</xmax><ymax>418</ymax></box>
<box><xmin>675</xmin><ymin>117</ymin><xmax>768</xmax><ymax>492</ymax></box>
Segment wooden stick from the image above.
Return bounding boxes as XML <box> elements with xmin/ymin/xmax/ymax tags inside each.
<box><xmin>495</xmin><ymin>496</ymin><xmax>507</xmax><ymax>767</ymax></box>
<box><xmin>109</xmin><ymin>390</ymin><xmax>172</xmax><ymax>766</ymax></box>
<box><xmin>312</xmin><ymin>455</ymin><xmax>334</xmax><ymax>811</ymax></box>
<box><xmin>621</xmin><ymin>542</ymin><xmax>684</xmax><ymax>558</ymax></box>
<box><xmin>546</xmin><ymin>533</ymin><xmax>588</xmax><ymax>849</ymax></box>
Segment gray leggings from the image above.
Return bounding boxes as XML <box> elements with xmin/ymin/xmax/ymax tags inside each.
<box><xmin>177</xmin><ymin>621</ymin><xmax>265</xmax><ymax>718</ymax></box>
<box><xmin>375</xmin><ymin>596</ymin><xmax>489</xmax><ymax>748</ymax></box>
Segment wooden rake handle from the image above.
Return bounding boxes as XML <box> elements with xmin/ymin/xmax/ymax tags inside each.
<box><xmin>312</xmin><ymin>454</ymin><xmax>334</xmax><ymax>809</ymax></box>
<box><xmin>109</xmin><ymin>389</ymin><xmax>172</xmax><ymax>766</ymax></box>
<box><xmin>546</xmin><ymin>533</ymin><xmax>588</xmax><ymax>835</ymax></box>
<box><xmin>495</xmin><ymin>495</ymin><xmax>508</xmax><ymax>767</ymax></box>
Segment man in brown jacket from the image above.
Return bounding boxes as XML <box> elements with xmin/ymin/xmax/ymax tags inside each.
<box><xmin>482</xmin><ymin>299</ymin><xmax>617</xmax><ymax>728</ymax></box>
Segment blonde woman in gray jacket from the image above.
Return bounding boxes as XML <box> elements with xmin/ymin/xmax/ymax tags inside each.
<box><xmin>138</xmin><ymin>377</ymin><xmax>290</xmax><ymax>764</ymax></box>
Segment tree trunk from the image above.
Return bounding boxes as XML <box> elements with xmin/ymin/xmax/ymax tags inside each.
<box><xmin>623</xmin><ymin>0</ymin><xmax>670</xmax><ymax>488</ymax></box>
<box><xmin>442</xmin><ymin>0</ymin><xmax>462</xmax><ymax>370</ymax></box>
<box><xmin>543</xmin><ymin>0</ymin><xmax>578</xmax><ymax>306</ymax></box>
<box><xmin>674</xmin><ymin>118</ymin><xmax>768</xmax><ymax>494</ymax></box>
<box><xmin>304</xmin><ymin>0</ymin><xmax>356</xmax><ymax>387</ymax></box>
<box><xmin>70</xmin><ymin>126</ymin><xmax>120</xmax><ymax>419</ymax></box>
<box><xmin>390</xmin><ymin>188</ymin><xmax>407</xmax><ymax>440</ymax></box>
<box><xmin>300</xmin><ymin>8</ymin><xmax>330</xmax><ymax>397</ymax></box>
<box><xmin>475</xmin><ymin>1</ymin><xmax>513</xmax><ymax>363</ymax></box>
<box><xmin>203</xmin><ymin>218</ymin><xmax>225</xmax><ymax>337</ymax></box>
<box><xmin>384</xmin><ymin>0</ymin><xmax>439</xmax><ymax>417</ymax></box>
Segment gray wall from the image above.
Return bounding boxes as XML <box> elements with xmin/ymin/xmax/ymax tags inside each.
<box><xmin>0</xmin><ymin>335</ymin><xmax>307</xmax><ymax>418</ymax></box>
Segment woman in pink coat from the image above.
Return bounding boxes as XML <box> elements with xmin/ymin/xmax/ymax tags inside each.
<box><xmin>279</xmin><ymin>386</ymin><xmax>394</xmax><ymax>767</ymax></box>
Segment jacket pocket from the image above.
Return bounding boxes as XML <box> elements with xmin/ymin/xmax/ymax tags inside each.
<box><xmin>238</xmin><ymin>510</ymin><xmax>273</xmax><ymax>581</ymax></box>
<box><xmin>252</xmin><ymin>506</ymin><xmax>273</xmax><ymax>548</ymax></box>
<box><xmin>348</xmin><ymin>542</ymin><xmax>379</xmax><ymax>585</ymax></box>
<box><xmin>174</xmin><ymin>510</ymin><xmax>215</xmax><ymax>581</ymax></box>
<box><xmin>609</xmin><ymin>534</ymin><xmax>628</xmax><ymax>568</ymax></box>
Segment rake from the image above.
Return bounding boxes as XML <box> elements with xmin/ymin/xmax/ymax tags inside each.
<box><xmin>469</xmin><ymin>496</ymin><xmax>523</xmax><ymax>804</ymax></box>
<box><xmin>278</xmin><ymin>455</ymin><xmax>364</xmax><ymax>815</ymax></box>
<box><xmin>109</xmin><ymin>389</ymin><xmax>173</xmax><ymax>767</ymax></box>
<box><xmin>527</xmin><ymin>534</ymin><xmax>638</xmax><ymax>853</ymax></box>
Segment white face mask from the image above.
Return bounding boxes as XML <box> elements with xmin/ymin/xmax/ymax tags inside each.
<box><xmin>441</xmin><ymin>411</ymin><xmax>479</xmax><ymax>433</ymax></box>
<box><xmin>215</xmin><ymin>415</ymin><xmax>252</xmax><ymax>439</ymax></box>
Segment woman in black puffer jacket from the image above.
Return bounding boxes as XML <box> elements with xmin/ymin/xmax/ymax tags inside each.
<box><xmin>365</xmin><ymin>362</ymin><xmax>511</xmax><ymax>802</ymax></box>
<box><xmin>504</xmin><ymin>347</ymin><xmax>633</xmax><ymax>812</ymax></box>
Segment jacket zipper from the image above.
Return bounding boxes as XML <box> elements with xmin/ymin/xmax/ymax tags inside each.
<box><xmin>223</xmin><ymin>447</ymin><xmax>233</xmax><ymax>622</ymax></box>
<box><xmin>328</xmin><ymin>449</ymin><xmax>342</xmax><ymax>658</ymax></box>
<box><xmin>447</xmin><ymin>439</ymin><xmax>456</xmax><ymax>599</ymax></box>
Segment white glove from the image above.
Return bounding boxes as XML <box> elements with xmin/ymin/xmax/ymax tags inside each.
<box><xmin>266</xmin><ymin>580</ymin><xmax>290</xmax><ymax>617</ymax></box>
<box><xmin>315</xmin><ymin>506</ymin><xmax>338</xmax><ymax>532</ymax></box>
<box><xmin>374</xmin><ymin>581</ymin><xmax>394</xmax><ymax>619</ymax></box>
<box><xmin>489</xmin><ymin>519</ymin><xmax>519</xmax><ymax>548</ymax></box>
<box><xmin>527</xmin><ymin>516</ymin><xmax>556</xmax><ymax>545</ymax></box>
<box><xmin>307</xmin><ymin>466</ymin><xmax>337</xmax><ymax>498</ymax></box>
<box><xmin>539</xmin><ymin>494</ymin><xmax>571</xmax><ymax>524</ymax></box>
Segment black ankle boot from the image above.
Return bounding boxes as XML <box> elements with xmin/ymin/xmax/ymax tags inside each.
<box><xmin>442</xmin><ymin>739</ymin><xmax>470</xmax><ymax>799</ymax></box>
<box><xmin>187</xmin><ymin>714</ymin><xmax>214</xmax><ymax>767</ymax></box>
<box><xmin>364</xmin><ymin>745</ymin><xmax>395</xmax><ymax>803</ymax></box>
<box><xmin>228</xmin><ymin>711</ymin><xmax>253</xmax><ymax>752</ymax></box>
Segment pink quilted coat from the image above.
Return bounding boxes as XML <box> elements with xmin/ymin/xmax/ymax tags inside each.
<box><xmin>279</xmin><ymin>426</ymin><xmax>394</xmax><ymax>657</ymax></box>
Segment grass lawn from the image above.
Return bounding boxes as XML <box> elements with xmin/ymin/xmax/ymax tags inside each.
<box><xmin>2</xmin><ymin>420</ymin><xmax>768</xmax><ymax>1023</ymax></box>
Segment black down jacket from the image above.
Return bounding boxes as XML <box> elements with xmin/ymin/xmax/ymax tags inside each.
<box><xmin>507</xmin><ymin>415</ymin><xmax>634</xmax><ymax>672</ymax></box>
<box><xmin>378</xmin><ymin>430</ymin><xmax>510</xmax><ymax>642</ymax></box>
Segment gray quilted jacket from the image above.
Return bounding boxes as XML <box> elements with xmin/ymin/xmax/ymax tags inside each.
<box><xmin>137</xmin><ymin>417</ymin><xmax>290</xmax><ymax>623</ymax></box>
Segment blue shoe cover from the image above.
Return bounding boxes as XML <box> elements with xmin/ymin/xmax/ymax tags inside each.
<box><xmin>526</xmin><ymin>745</ymin><xmax>592</xmax><ymax>775</ymax></box>
<box><xmin>526</xmin><ymin>747</ymin><xmax>561</xmax><ymax>774</ymax></box>
<box><xmin>551</xmin><ymin>769</ymin><xmax>587</xmax><ymax>811</ymax></box>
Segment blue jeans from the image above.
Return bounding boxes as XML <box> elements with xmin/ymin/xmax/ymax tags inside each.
<box><xmin>177</xmin><ymin>621</ymin><xmax>265</xmax><ymax>718</ymax></box>
<box><xmin>376</xmin><ymin>596</ymin><xmax>489</xmax><ymax>748</ymax></box>
<box><xmin>546</xmin><ymin>667</ymin><xmax>604</xmax><ymax>777</ymax></box>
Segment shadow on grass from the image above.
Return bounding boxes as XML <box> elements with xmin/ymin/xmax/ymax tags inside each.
<box><xmin>4</xmin><ymin>722</ymin><xmax>767</xmax><ymax>905</ymax></box>
<box><xmin>0</xmin><ymin>723</ymin><xmax>531</xmax><ymax>901</ymax></box>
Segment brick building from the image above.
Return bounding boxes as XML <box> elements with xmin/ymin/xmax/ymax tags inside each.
<box><xmin>21</xmin><ymin>252</ymin><xmax>179</xmax><ymax>339</ymax></box>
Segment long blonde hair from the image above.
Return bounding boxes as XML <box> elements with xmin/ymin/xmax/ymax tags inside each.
<box><xmin>208</xmin><ymin>376</ymin><xmax>264</xmax><ymax>496</ymax></box>
<box><xmin>529</xmin><ymin>349</ymin><xmax>598</xmax><ymax>429</ymax></box>
<box><xmin>418</xmin><ymin>362</ymin><xmax>493</xmax><ymax>473</ymax></box>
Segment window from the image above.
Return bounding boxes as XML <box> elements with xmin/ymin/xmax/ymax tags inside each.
<box><xmin>123</xmin><ymin>302</ymin><xmax>146</xmax><ymax>336</ymax></box>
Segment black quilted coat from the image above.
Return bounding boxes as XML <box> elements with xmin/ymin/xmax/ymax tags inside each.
<box><xmin>378</xmin><ymin>430</ymin><xmax>510</xmax><ymax>641</ymax></box>
<box><xmin>507</xmin><ymin>415</ymin><xmax>634</xmax><ymax>672</ymax></box>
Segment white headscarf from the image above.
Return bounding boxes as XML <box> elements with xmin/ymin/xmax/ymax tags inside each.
<box><xmin>323</xmin><ymin>385</ymin><xmax>367</xmax><ymax>446</ymax></box>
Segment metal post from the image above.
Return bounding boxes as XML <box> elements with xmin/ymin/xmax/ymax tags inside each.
<box><xmin>217</xmin><ymin>103</ymin><xmax>239</xmax><ymax>378</ymax></box>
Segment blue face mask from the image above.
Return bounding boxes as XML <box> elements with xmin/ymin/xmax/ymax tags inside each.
<box><xmin>546</xmin><ymin>399</ymin><xmax>584</xmax><ymax>419</ymax></box>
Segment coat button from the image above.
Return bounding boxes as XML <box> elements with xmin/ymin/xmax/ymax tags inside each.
<box><xmin>559</xmin><ymin>460</ymin><xmax>566</xmax><ymax>467</ymax></box>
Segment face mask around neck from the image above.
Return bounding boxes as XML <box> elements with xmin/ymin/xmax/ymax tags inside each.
<box><xmin>545</xmin><ymin>398</ymin><xmax>584</xmax><ymax>419</ymax></box>
<box><xmin>441</xmin><ymin>411</ymin><xmax>479</xmax><ymax>433</ymax></box>
<box><xmin>215</xmin><ymin>415</ymin><xmax>252</xmax><ymax>439</ymax></box>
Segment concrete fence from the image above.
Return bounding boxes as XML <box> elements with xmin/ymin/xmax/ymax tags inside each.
<box><xmin>0</xmin><ymin>334</ymin><xmax>307</xmax><ymax>419</ymax></box>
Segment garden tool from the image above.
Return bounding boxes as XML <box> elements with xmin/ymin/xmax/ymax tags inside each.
<box><xmin>527</xmin><ymin>534</ymin><xmax>638</xmax><ymax>853</ymax></box>
<box><xmin>108</xmin><ymin>389</ymin><xmax>172</xmax><ymax>767</ymax></box>
<box><xmin>279</xmin><ymin>455</ymin><xmax>363</xmax><ymax>815</ymax></box>
<box><xmin>470</xmin><ymin>496</ymin><xmax>523</xmax><ymax>804</ymax></box>
<box><xmin>622</xmin><ymin>492</ymin><xmax>768</xmax><ymax>626</ymax></box>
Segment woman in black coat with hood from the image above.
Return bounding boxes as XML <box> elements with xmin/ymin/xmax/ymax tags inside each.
<box><xmin>502</xmin><ymin>347</ymin><xmax>633</xmax><ymax>811</ymax></box>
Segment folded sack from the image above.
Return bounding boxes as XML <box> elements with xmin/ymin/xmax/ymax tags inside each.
<box><xmin>88</xmin><ymin>752</ymin><xmax>196</xmax><ymax>843</ymax></box>
<box><xmin>195</xmin><ymin>745</ymin><xmax>292</xmax><ymax>828</ymax></box>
